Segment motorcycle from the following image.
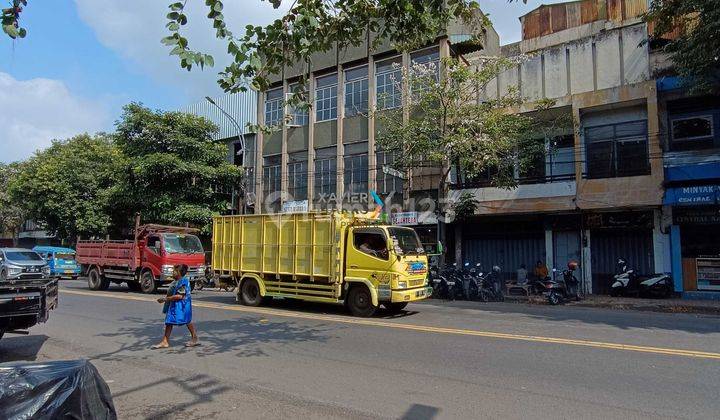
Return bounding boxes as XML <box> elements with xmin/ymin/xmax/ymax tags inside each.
<box><xmin>448</xmin><ymin>263</ymin><xmax>468</xmax><ymax>301</ymax></box>
<box><xmin>540</xmin><ymin>262</ymin><xmax>580</xmax><ymax>305</ymax></box>
<box><xmin>429</xmin><ymin>266</ymin><xmax>450</xmax><ymax>299</ymax></box>
<box><xmin>610</xmin><ymin>258</ymin><xmax>673</xmax><ymax>298</ymax></box>
<box><xmin>475</xmin><ymin>265</ymin><xmax>503</xmax><ymax>302</ymax></box>
<box><xmin>195</xmin><ymin>267</ymin><xmax>232</xmax><ymax>291</ymax></box>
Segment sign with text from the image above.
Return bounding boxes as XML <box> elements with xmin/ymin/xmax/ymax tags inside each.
<box><xmin>664</xmin><ymin>185</ymin><xmax>720</xmax><ymax>206</ymax></box>
<box><xmin>391</xmin><ymin>212</ymin><xmax>418</xmax><ymax>226</ymax></box>
<box><xmin>282</xmin><ymin>200</ymin><xmax>309</xmax><ymax>213</ymax></box>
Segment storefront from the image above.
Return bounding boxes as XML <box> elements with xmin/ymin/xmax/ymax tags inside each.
<box><xmin>667</xmin><ymin>191</ymin><xmax>720</xmax><ymax>295</ymax></box>
<box><xmin>584</xmin><ymin>211</ymin><xmax>655</xmax><ymax>295</ymax></box>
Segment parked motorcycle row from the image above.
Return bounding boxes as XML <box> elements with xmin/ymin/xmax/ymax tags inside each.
<box><xmin>428</xmin><ymin>261</ymin><xmax>582</xmax><ymax>305</ymax></box>
<box><xmin>610</xmin><ymin>258</ymin><xmax>673</xmax><ymax>298</ymax></box>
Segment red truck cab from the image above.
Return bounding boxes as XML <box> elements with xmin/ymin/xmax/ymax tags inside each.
<box><xmin>76</xmin><ymin>224</ymin><xmax>205</xmax><ymax>294</ymax></box>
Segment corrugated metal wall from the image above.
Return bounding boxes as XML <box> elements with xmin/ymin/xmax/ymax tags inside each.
<box><xmin>182</xmin><ymin>89</ymin><xmax>258</xmax><ymax>141</ymax></box>
<box><xmin>463</xmin><ymin>232</ymin><xmax>545</xmax><ymax>280</ymax></box>
<box><xmin>591</xmin><ymin>229</ymin><xmax>654</xmax><ymax>294</ymax></box>
<box><xmin>521</xmin><ymin>0</ymin><xmax>649</xmax><ymax>41</ymax></box>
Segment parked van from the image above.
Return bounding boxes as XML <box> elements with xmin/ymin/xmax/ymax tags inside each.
<box><xmin>33</xmin><ymin>246</ymin><xmax>81</xmax><ymax>279</ymax></box>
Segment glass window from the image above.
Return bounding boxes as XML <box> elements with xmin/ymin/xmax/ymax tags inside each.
<box><xmin>344</xmin><ymin>151</ymin><xmax>368</xmax><ymax>195</ymax></box>
<box><xmin>670</xmin><ymin>115</ymin><xmax>715</xmax><ymax>151</ymax></box>
<box><xmin>353</xmin><ymin>229</ymin><xmax>388</xmax><ymax>260</ymax></box>
<box><xmin>345</xmin><ymin>66</ymin><xmax>368</xmax><ymax>117</ymax></box>
<box><xmin>5</xmin><ymin>251</ymin><xmax>43</xmax><ymax>262</ymax></box>
<box><xmin>547</xmin><ymin>134</ymin><xmax>575</xmax><ymax>180</ymax></box>
<box><xmin>376</xmin><ymin>57</ymin><xmax>403</xmax><ymax>110</ymax></box>
<box><xmin>410</xmin><ymin>47</ymin><xmax>440</xmax><ymax>96</ymax></box>
<box><xmin>263</xmin><ymin>155</ymin><xmax>282</xmax><ymax>200</ymax></box>
<box><xmin>315</xmin><ymin>74</ymin><xmax>338</xmax><ymax>122</ymax></box>
<box><xmin>264</xmin><ymin>88</ymin><xmax>283</xmax><ymax>126</ymax></box>
<box><xmin>288</xmin><ymin>83</ymin><xmax>309</xmax><ymax>126</ymax></box>
<box><xmin>314</xmin><ymin>147</ymin><xmax>337</xmax><ymax>205</ymax></box>
<box><xmin>287</xmin><ymin>154</ymin><xmax>308</xmax><ymax>201</ymax></box>
<box><xmin>163</xmin><ymin>234</ymin><xmax>204</xmax><ymax>254</ymax></box>
<box><xmin>376</xmin><ymin>150</ymin><xmax>404</xmax><ymax>195</ymax></box>
<box><xmin>584</xmin><ymin>120</ymin><xmax>649</xmax><ymax>179</ymax></box>
<box><xmin>388</xmin><ymin>227</ymin><xmax>424</xmax><ymax>255</ymax></box>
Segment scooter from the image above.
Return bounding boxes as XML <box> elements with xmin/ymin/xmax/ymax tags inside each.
<box><xmin>541</xmin><ymin>263</ymin><xmax>580</xmax><ymax>305</ymax></box>
<box><xmin>476</xmin><ymin>266</ymin><xmax>503</xmax><ymax>302</ymax></box>
<box><xmin>610</xmin><ymin>258</ymin><xmax>673</xmax><ymax>298</ymax></box>
<box><xmin>429</xmin><ymin>266</ymin><xmax>449</xmax><ymax>299</ymax></box>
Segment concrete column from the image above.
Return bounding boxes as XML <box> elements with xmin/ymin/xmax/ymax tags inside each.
<box><xmin>254</xmin><ymin>91</ymin><xmax>265</xmax><ymax>214</ymax></box>
<box><xmin>367</xmin><ymin>55</ymin><xmax>376</xmax><ymax>205</ymax></box>
<box><xmin>401</xmin><ymin>51</ymin><xmax>411</xmax><ymax>206</ymax></box>
<box><xmin>670</xmin><ymin>224</ymin><xmax>683</xmax><ymax>292</ymax></box>
<box><xmin>280</xmin><ymin>80</ymin><xmax>289</xmax><ymax>212</ymax></box>
<box><xmin>545</xmin><ymin>229</ymin><xmax>554</xmax><ymax>269</ymax></box>
<box><xmin>454</xmin><ymin>223</ymin><xmax>463</xmax><ymax>264</ymax></box>
<box><xmin>336</xmin><ymin>64</ymin><xmax>345</xmax><ymax>210</ymax></box>
<box><xmin>306</xmin><ymin>73</ymin><xmax>316</xmax><ymax>211</ymax></box>
<box><xmin>581</xmin><ymin>229</ymin><xmax>592</xmax><ymax>294</ymax></box>
<box><xmin>653</xmin><ymin>208</ymin><xmax>671</xmax><ymax>273</ymax></box>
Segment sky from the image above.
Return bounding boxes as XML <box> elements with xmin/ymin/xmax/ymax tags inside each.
<box><xmin>0</xmin><ymin>0</ymin><xmax>566</xmax><ymax>163</ymax></box>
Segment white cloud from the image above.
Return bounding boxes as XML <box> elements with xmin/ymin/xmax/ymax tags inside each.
<box><xmin>74</xmin><ymin>0</ymin><xmax>286</xmax><ymax>103</ymax></box>
<box><xmin>0</xmin><ymin>72</ymin><xmax>109</xmax><ymax>163</ymax></box>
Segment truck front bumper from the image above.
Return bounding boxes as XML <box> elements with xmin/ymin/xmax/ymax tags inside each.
<box><xmin>391</xmin><ymin>286</ymin><xmax>432</xmax><ymax>303</ymax></box>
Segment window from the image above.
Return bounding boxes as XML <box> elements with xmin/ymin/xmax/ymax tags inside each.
<box><xmin>518</xmin><ymin>138</ymin><xmax>546</xmax><ymax>183</ymax></box>
<box><xmin>376</xmin><ymin>57</ymin><xmax>403</xmax><ymax>110</ymax></box>
<box><xmin>670</xmin><ymin>115</ymin><xmax>715</xmax><ymax>151</ymax></box>
<box><xmin>344</xmin><ymin>142</ymin><xmax>368</xmax><ymax>195</ymax></box>
<box><xmin>288</xmin><ymin>83</ymin><xmax>309</xmax><ymax>126</ymax></box>
<box><xmin>314</xmin><ymin>146</ymin><xmax>337</xmax><ymax>206</ymax></box>
<box><xmin>147</xmin><ymin>236</ymin><xmax>161</xmax><ymax>255</ymax></box>
<box><xmin>547</xmin><ymin>134</ymin><xmax>575</xmax><ymax>181</ymax></box>
<box><xmin>263</xmin><ymin>155</ymin><xmax>282</xmax><ymax>200</ymax></box>
<box><xmin>376</xmin><ymin>150</ymin><xmax>404</xmax><ymax>196</ymax></box>
<box><xmin>345</xmin><ymin>66</ymin><xmax>368</xmax><ymax>117</ymax></box>
<box><xmin>315</xmin><ymin>74</ymin><xmax>338</xmax><ymax>122</ymax></box>
<box><xmin>353</xmin><ymin>229</ymin><xmax>388</xmax><ymax>260</ymax></box>
<box><xmin>264</xmin><ymin>88</ymin><xmax>283</xmax><ymax>126</ymax></box>
<box><xmin>410</xmin><ymin>47</ymin><xmax>440</xmax><ymax>97</ymax></box>
<box><xmin>585</xmin><ymin>120</ymin><xmax>649</xmax><ymax>179</ymax></box>
<box><xmin>287</xmin><ymin>153</ymin><xmax>307</xmax><ymax>201</ymax></box>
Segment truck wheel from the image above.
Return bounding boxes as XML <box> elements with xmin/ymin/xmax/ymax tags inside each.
<box><xmin>127</xmin><ymin>281</ymin><xmax>141</xmax><ymax>292</ymax></box>
<box><xmin>88</xmin><ymin>268</ymin><xmax>105</xmax><ymax>291</ymax></box>
<box><xmin>347</xmin><ymin>285</ymin><xmax>377</xmax><ymax>317</ymax></box>
<box><xmin>240</xmin><ymin>278</ymin><xmax>262</xmax><ymax>306</ymax></box>
<box><xmin>140</xmin><ymin>271</ymin><xmax>158</xmax><ymax>294</ymax></box>
<box><xmin>383</xmin><ymin>302</ymin><xmax>408</xmax><ymax>314</ymax></box>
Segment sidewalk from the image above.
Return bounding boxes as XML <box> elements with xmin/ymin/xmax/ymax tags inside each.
<box><xmin>565</xmin><ymin>295</ymin><xmax>720</xmax><ymax>315</ymax></box>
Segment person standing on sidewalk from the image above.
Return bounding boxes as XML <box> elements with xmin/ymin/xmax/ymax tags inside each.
<box><xmin>152</xmin><ymin>264</ymin><xmax>199</xmax><ymax>349</ymax></box>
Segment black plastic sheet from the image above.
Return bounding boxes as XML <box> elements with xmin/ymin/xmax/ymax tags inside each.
<box><xmin>0</xmin><ymin>359</ymin><xmax>116</xmax><ymax>420</ymax></box>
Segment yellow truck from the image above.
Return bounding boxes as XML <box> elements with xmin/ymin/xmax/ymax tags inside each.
<box><xmin>211</xmin><ymin>211</ymin><xmax>433</xmax><ymax>316</ymax></box>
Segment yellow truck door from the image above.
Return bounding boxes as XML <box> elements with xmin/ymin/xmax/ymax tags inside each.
<box><xmin>345</xmin><ymin>227</ymin><xmax>394</xmax><ymax>286</ymax></box>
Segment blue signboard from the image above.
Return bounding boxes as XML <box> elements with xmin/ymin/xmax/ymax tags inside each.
<box><xmin>664</xmin><ymin>185</ymin><xmax>720</xmax><ymax>206</ymax></box>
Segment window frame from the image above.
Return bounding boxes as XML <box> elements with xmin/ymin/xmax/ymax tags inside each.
<box><xmin>670</xmin><ymin>115</ymin><xmax>715</xmax><ymax>142</ymax></box>
<box><xmin>375</xmin><ymin>56</ymin><xmax>403</xmax><ymax>111</ymax></box>
<box><xmin>344</xmin><ymin>65</ymin><xmax>369</xmax><ymax>117</ymax></box>
<box><xmin>584</xmin><ymin>119</ymin><xmax>649</xmax><ymax>179</ymax></box>
<box><xmin>315</xmin><ymin>74</ymin><xmax>338</xmax><ymax>122</ymax></box>
<box><xmin>352</xmin><ymin>228</ymin><xmax>389</xmax><ymax>261</ymax></box>
<box><xmin>264</xmin><ymin>88</ymin><xmax>283</xmax><ymax>126</ymax></box>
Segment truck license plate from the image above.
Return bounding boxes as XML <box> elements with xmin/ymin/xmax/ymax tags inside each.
<box><xmin>416</xmin><ymin>290</ymin><xmax>425</xmax><ymax>298</ymax></box>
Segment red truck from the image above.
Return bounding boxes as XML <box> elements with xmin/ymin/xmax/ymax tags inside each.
<box><xmin>76</xmin><ymin>224</ymin><xmax>206</xmax><ymax>294</ymax></box>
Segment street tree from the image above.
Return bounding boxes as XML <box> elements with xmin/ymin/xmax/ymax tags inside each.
<box><xmin>113</xmin><ymin>103</ymin><xmax>243</xmax><ymax>234</ymax></box>
<box><xmin>374</xmin><ymin>57</ymin><xmax>570</xmax><ymax>248</ymax></box>
<box><xmin>7</xmin><ymin>134</ymin><xmax>127</xmax><ymax>241</ymax></box>
<box><xmin>645</xmin><ymin>0</ymin><xmax>720</xmax><ymax>93</ymax></box>
<box><xmin>0</xmin><ymin>163</ymin><xmax>25</xmax><ymax>245</ymax></box>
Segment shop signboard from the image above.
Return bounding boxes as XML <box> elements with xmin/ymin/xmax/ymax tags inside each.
<box><xmin>673</xmin><ymin>208</ymin><xmax>720</xmax><ymax>225</ymax></box>
<box><xmin>282</xmin><ymin>200</ymin><xmax>309</xmax><ymax>213</ymax></box>
<box><xmin>664</xmin><ymin>185</ymin><xmax>720</xmax><ymax>206</ymax></box>
<box><xmin>392</xmin><ymin>212</ymin><xmax>418</xmax><ymax>226</ymax></box>
<box><xmin>583</xmin><ymin>212</ymin><xmax>653</xmax><ymax>230</ymax></box>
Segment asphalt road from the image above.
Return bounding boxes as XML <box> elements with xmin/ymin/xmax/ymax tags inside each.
<box><xmin>2</xmin><ymin>280</ymin><xmax>719</xmax><ymax>420</ymax></box>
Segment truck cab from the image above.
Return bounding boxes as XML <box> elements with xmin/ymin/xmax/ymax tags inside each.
<box><xmin>344</xmin><ymin>225</ymin><xmax>431</xmax><ymax>316</ymax></box>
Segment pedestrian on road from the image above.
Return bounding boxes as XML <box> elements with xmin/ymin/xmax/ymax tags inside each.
<box><xmin>152</xmin><ymin>264</ymin><xmax>199</xmax><ymax>349</ymax></box>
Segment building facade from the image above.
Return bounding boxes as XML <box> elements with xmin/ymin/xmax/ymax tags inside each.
<box><xmin>245</xmin><ymin>0</ymin><xmax>716</xmax><ymax>296</ymax></box>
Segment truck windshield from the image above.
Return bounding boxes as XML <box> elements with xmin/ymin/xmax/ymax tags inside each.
<box><xmin>388</xmin><ymin>228</ymin><xmax>424</xmax><ymax>256</ymax></box>
<box><xmin>163</xmin><ymin>234</ymin><xmax>204</xmax><ymax>254</ymax></box>
<box><xmin>6</xmin><ymin>251</ymin><xmax>44</xmax><ymax>262</ymax></box>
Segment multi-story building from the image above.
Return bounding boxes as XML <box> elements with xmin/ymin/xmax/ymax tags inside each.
<box><xmin>245</xmin><ymin>0</ymin><xmax>716</xmax><ymax>296</ymax></box>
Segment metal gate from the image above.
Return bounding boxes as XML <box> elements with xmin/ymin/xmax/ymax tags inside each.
<box><xmin>591</xmin><ymin>229</ymin><xmax>653</xmax><ymax>294</ymax></box>
<box><xmin>463</xmin><ymin>233</ymin><xmax>545</xmax><ymax>280</ymax></box>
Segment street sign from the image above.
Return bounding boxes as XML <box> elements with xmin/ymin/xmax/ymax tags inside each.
<box><xmin>382</xmin><ymin>165</ymin><xmax>407</xmax><ymax>180</ymax></box>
